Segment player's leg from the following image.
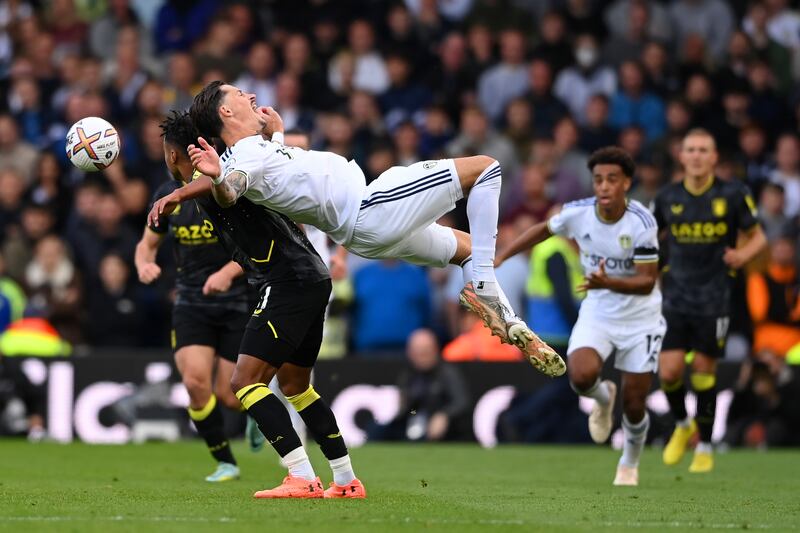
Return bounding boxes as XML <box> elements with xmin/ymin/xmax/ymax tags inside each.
<box><xmin>230</xmin><ymin>353</ymin><xmax>323</xmax><ymax>498</ymax></box>
<box><xmin>569</xmin><ymin>348</ymin><xmax>616</xmax><ymax>443</ymax></box>
<box><xmin>278</xmin><ymin>363</ymin><xmax>366</xmax><ymax>499</ymax></box>
<box><xmin>688</xmin><ymin>351</ymin><xmax>719</xmax><ymax>473</ymax></box>
<box><xmin>614</xmin><ymin>372</ymin><xmax>652</xmax><ymax>486</ymax></box>
<box><xmin>175</xmin><ymin>344</ymin><xmax>239</xmax><ymax>481</ymax></box>
<box><xmin>659</xmin><ymin>311</ymin><xmax>696</xmax><ymax>465</ymax></box>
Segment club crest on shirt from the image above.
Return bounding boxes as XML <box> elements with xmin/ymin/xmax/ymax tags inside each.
<box><xmin>618</xmin><ymin>234</ymin><xmax>632</xmax><ymax>249</ymax></box>
<box><xmin>670</xmin><ymin>204</ymin><xmax>684</xmax><ymax>215</ymax></box>
<box><xmin>712</xmin><ymin>198</ymin><xmax>727</xmax><ymax>217</ymax></box>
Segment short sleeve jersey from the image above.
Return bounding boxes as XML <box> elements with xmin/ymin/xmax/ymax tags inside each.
<box><xmin>220</xmin><ymin>135</ymin><xmax>367</xmax><ymax>246</ymax></box>
<box><xmin>148</xmin><ymin>181</ymin><xmax>249</xmax><ymax>311</ymax></box>
<box><xmin>653</xmin><ymin>177</ymin><xmax>759</xmax><ymax>316</ymax></box>
<box><xmin>547</xmin><ymin>197</ymin><xmax>662</xmax><ymax>322</ymax></box>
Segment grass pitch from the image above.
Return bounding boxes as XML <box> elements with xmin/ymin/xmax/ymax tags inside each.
<box><xmin>1</xmin><ymin>440</ymin><xmax>798</xmax><ymax>532</ymax></box>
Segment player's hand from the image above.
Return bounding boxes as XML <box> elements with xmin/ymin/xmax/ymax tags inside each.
<box><xmin>329</xmin><ymin>253</ymin><xmax>348</xmax><ymax>281</ymax></box>
<box><xmin>203</xmin><ymin>270</ymin><xmax>233</xmax><ymax>295</ymax></box>
<box><xmin>723</xmin><ymin>247</ymin><xmax>747</xmax><ymax>269</ymax></box>
<box><xmin>258</xmin><ymin>106</ymin><xmax>284</xmax><ymax>137</ymax></box>
<box><xmin>188</xmin><ymin>137</ymin><xmax>221</xmax><ymax>179</ymax></box>
<box><xmin>578</xmin><ymin>259</ymin><xmax>609</xmax><ymax>291</ymax></box>
<box><xmin>137</xmin><ymin>262</ymin><xmax>162</xmax><ymax>284</ymax></box>
<box><xmin>148</xmin><ymin>191</ymin><xmax>181</xmax><ymax>227</ymax></box>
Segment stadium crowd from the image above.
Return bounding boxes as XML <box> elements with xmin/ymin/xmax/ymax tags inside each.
<box><xmin>0</xmin><ymin>0</ymin><xmax>799</xmax><ymax>412</ymax></box>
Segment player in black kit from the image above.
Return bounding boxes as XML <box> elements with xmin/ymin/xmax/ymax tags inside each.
<box><xmin>653</xmin><ymin>129</ymin><xmax>766</xmax><ymax>473</ymax></box>
<box><xmin>150</xmin><ymin>111</ymin><xmax>365</xmax><ymax>499</ymax></box>
<box><xmin>135</xmin><ymin>176</ymin><xmax>250</xmax><ymax>483</ymax></box>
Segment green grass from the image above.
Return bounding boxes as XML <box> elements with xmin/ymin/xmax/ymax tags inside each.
<box><xmin>1</xmin><ymin>441</ymin><xmax>798</xmax><ymax>532</ymax></box>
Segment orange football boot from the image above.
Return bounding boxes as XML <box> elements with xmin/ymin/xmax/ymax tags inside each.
<box><xmin>253</xmin><ymin>475</ymin><xmax>324</xmax><ymax>499</ymax></box>
<box><xmin>324</xmin><ymin>478</ymin><xmax>367</xmax><ymax>499</ymax></box>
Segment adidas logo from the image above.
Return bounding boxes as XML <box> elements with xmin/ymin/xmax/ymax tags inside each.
<box><xmin>477</xmin><ymin>281</ymin><xmax>484</xmax><ymax>290</ymax></box>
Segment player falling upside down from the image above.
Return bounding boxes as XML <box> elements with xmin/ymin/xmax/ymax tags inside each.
<box><xmin>497</xmin><ymin>147</ymin><xmax>664</xmax><ymax>486</ymax></box>
<box><xmin>135</xmin><ymin>178</ymin><xmax>252</xmax><ymax>482</ymax></box>
<box><xmin>653</xmin><ymin>129</ymin><xmax>766</xmax><ymax>473</ymax></box>
<box><xmin>159</xmin><ymin>111</ymin><xmax>365</xmax><ymax>499</ymax></box>
<box><xmin>180</xmin><ymin>80</ymin><xmax>563</xmax><ymax>376</ymax></box>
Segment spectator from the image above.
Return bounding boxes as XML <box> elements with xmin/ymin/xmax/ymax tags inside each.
<box><xmin>742</xmin><ymin>0</ymin><xmax>800</xmax><ymax>51</ymax></box>
<box><xmin>502</xmin><ymin>98</ymin><xmax>534</xmax><ymax>163</ymax></box>
<box><xmin>477</xmin><ymin>29</ymin><xmax>529</xmax><ymax>124</ymax></box>
<box><xmin>192</xmin><ymin>17</ymin><xmax>243</xmax><ymax>81</ymax></box>
<box><xmin>0</xmin><ymin>113</ymin><xmax>38</xmax><ymax>185</ymax></box>
<box><xmin>418</xmin><ymin>105</ymin><xmax>454</xmax><ymax>159</ymax></box>
<box><xmin>602</xmin><ymin>0</ymin><xmax>652</xmax><ymax>67</ymax></box>
<box><xmin>90</xmin><ymin>0</ymin><xmax>153</xmax><ymax>62</ymax></box>
<box><xmin>26</xmin><ymin>151</ymin><xmax>71</xmax><ymax>227</ymax></box>
<box><xmin>351</xmin><ymin>260</ymin><xmax>431</xmax><ymax>355</ymax></box>
<box><xmin>379</xmin><ymin>53</ymin><xmax>432</xmax><ymax>127</ymax></box>
<box><xmin>384</xmin><ymin>3</ymin><xmax>431</xmax><ymax>68</ymax></box>
<box><xmin>552</xmin><ymin>117</ymin><xmax>592</xmax><ymax>199</ymax></box>
<box><xmin>709</xmin><ymin>89</ymin><xmax>752</xmax><ymax>154</ymax></box>
<box><xmin>329</xmin><ymin>19</ymin><xmax>389</xmax><ymax>96</ymax></box>
<box><xmin>609</xmin><ymin>60</ymin><xmax>666</xmax><ymax>141</ymax></box>
<box><xmin>640</xmin><ymin>41</ymin><xmax>680</xmax><ymax>98</ymax></box>
<box><xmin>443</xmin><ymin>310</ymin><xmax>522</xmax><ymax>362</ymax></box>
<box><xmin>769</xmin><ymin>134</ymin><xmax>800</xmax><ymax>218</ymax></box>
<box><xmin>2</xmin><ymin>203</ymin><xmax>55</xmax><ymax>281</ymax></box>
<box><xmin>684</xmin><ymin>73</ymin><xmax>718</xmax><ymax>130</ymax></box>
<box><xmin>8</xmin><ymin>76</ymin><xmax>51</xmax><ymax>147</ymax></box>
<box><xmin>629</xmin><ymin>162</ymin><xmax>664</xmax><ymax>209</ymax></box>
<box><xmin>503</xmin><ymin>164</ymin><xmax>555</xmax><ymax>225</ymax></box>
<box><xmin>163</xmin><ymin>52</ymin><xmax>197</xmax><ymax>112</ymax></box>
<box><xmin>233</xmin><ymin>41</ymin><xmax>277</xmax><ymax>109</ymax></box>
<box><xmin>669</xmin><ymin>0</ymin><xmax>735</xmax><ymax>63</ymax></box>
<box><xmin>274</xmin><ymin>73</ymin><xmax>314</xmax><ymax>134</ymax></box>
<box><xmin>392</xmin><ymin>121</ymin><xmax>421</xmax><ymax>167</ymax></box>
<box><xmin>747</xmin><ymin>60</ymin><xmax>788</xmax><ymax>136</ymax></box>
<box><xmin>0</xmin><ymin>169</ymin><xmax>25</xmax><ymax>236</ymax></box>
<box><xmin>428</xmin><ymin>32</ymin><xmax>477</xmax><ymax>123</ymax></box>
<box><xmin>738</xmin><ymin>124</ymin><xmax>773</xmax><ymax>200</ymax></box>
<box><xmin>578</xmin><ymin>94</ymin><xmax>617</xmax><ymax>154</ymax></box>
<box><xmin>748</xmin><ymin>236</ymin><xmax>800</xmax><ymax>357</ymax></box>
<box><xmin>24</xmin><ymin>235</ymin><xmax>83</xmax><ymax>344</ymax></box>
<box><xmin>532</xmin><ymin>11</ymin><xmax>572</xmax><ymax>75</ymax></box>
<box><xmin>524</xmin><ymin>59</ymin><xmax>569</xmax><ymax>136</ymax></box>
<box><xmin>742</xmin><ymin>1</ymin><xmax>793</xmax><ymax>95</ymax></box>
<box><xmin>0</xmin><ymin>253</ymin><xmax>26</xmax><ymax>328</ymax></box>
<box><xmin>553</xmin><ymin>34</ymin><xmax>617</xmax><ymax>124</ymax></box>
<box><xmin>153</xmin><ymin>0</ymin><xmax>218</xmax><ymax>54</ymax></box>
<box><xmin>85</xmin><ymin>252</ymin><xmax>146</xmax><ymax>346</ymax></box>
<box><xmin>283</xmin><ymin>32</ymin><xmax>336</xmax><ymax>112</ymax></box>
<box><xmin>605</xmin><ymin>0</ymin><xmax>672</xmax><ymax>43</ymax></box>
<box><xmin>372</xmin><ymin>328</ymin><xmax>470</xmax><ymax>441</ymax></box>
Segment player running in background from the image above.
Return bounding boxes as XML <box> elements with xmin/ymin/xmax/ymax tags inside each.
<box><xmin>654</xmin><ymin>129</ymin><xmax>766</xmax><ymax>473</ymax></box>
<box><xmin>158</xmin><ymin>111</ymin><xmax>365</xmax><ymax>499</ymax></box>
<box><xmin>496</xmin><ymin>147</ymin><xmax>663</xmax><ymax>486</ymax></box>
<box><xmin>182</xmin><ymin>81</ymin><xmax>564</xmax><ymax>377</ymax></box>
<box><xmin>135</xmin><ymin>179</ymin><xmax>250</xmax><ymax>483</ymax></box>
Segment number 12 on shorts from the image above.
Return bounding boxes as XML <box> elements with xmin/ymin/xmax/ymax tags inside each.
<box><xmin>645</xmin><ymin>333</ymin><xmax>663</xmax><ymax>360</ymax></box>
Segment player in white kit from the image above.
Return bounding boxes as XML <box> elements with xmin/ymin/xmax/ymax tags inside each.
<box><xmin>172</xmin><ymin>81</ymin><xmax>563</xmax><ymax>376</ymax></box>
<box><xmin>496</xmin><ymin>147</ymin><xmax>664</xmax><ymax>486</ymax></box>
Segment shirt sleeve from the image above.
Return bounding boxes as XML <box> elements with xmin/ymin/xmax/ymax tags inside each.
<box><xmin>547</xmin><ymin>205</ymin><xmax>580</xmax><ymax>238</ymax></box>
<box><xmin>146</xmin><ymin>182</ymin><xmax>174</xmax><ymax>234</ymax></box>
<box><xmin>633</xmin><ymin>225</ymin><xmax>659</xmax><ymax>264</ymax></box>
<box><xmin>734</xmin><ymin>182</ymin><xmax>759</xmax><ymax>231</ymax></box>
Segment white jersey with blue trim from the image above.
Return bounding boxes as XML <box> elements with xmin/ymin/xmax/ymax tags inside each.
<box><xmin>547</xmin><ymin>197</ymin><xmax>662</xmax><ymax>322</ymax></box>
<box><xmin>220</xmin><ymin>135</ymin><xmax>366</xmax><ymax>246</ymax></box>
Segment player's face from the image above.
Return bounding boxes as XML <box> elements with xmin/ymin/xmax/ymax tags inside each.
<box><xmin>220</xmin><ymin>84</ymin><xmax>260</xmax><ymax>125</ymax></box>
<box><xmin>680</xmin><ymin>134</ymin><xmax>718</xmax><ymax>178</ymax></box>
<box><xmin>592</xmin><ymin>164</ymin><xmax>630</xmax><ymax>209</ymax></box>
<box><xmin>163</xmin><ymin>139</ymin><xmax>190</xmax><ymax>182</ymax></box>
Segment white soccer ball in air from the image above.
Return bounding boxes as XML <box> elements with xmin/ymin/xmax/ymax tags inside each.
<box><xmin>65</xmin><ymin>117</ymin><xmax>120</xmax><ymax>172</ymax></box>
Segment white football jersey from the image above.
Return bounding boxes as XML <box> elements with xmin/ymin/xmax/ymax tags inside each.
<box><xmin>220</xmin><ymin>135</ymin><xmax>367</xmax><ymax>245</ymax></box>
<box><xmin>547</xmin><ymin>197</ymin><xmax>661</xmax><ymax>322</ymax></box>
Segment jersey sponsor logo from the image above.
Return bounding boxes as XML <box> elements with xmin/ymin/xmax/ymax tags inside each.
<box><xmin>173</xmin><ymin>220</ymin><xmax>217</xmax><ymax>244</ymax></box>
<box><xmin>587</xmin><ymin>254</ymin><xmax>633</xmax><ymax>270</ymax></box>
<box><xmin>670</xmin><ymin>204</ymin><xmax>684</xmax><ymax>215</ymax></box>
<box><xmin>618</xmin><ymin>234</ymin><xmax>632</xmax><ymax>249</ymax></box>
<box><xmin>712</xmin><ymin>198</ymin><xmax>727</xmax><ymax>217</ymax></box>
<box><xmin>670</xmin><ymin>221</ymin><xmax>728</xmax><ymax>242</ymax></box>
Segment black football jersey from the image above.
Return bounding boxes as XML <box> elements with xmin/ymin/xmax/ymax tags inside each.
<box><xmin>189</xmin><ymin>174</ymin><xmax>330</xmax><ymax>287</ymax></box>
<box><xmin>653</xmin><ymin>177</ymin><xmax>759</xmax><ymax>316</ymax></box>
<box><xmin>148</xmin><ymin>181</ymin><xmax>250</xmax><ymax>310</ymax></box>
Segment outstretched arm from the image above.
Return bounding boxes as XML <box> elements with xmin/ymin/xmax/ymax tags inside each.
<box><xmin>495</xmin><ymin>221</ymin><xmax>553</xmax><ymax>266</ymax></box>
<box><xmin>188</xmin><ymin>136</ymin><xmax>248</xmax><ymax>208</ymax></box>
<box><xmin>147</xmin><ymin>177</ymin><xmax>213</xmax><ymax>228</ymax></box>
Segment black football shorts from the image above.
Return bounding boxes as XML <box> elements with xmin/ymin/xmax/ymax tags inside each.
<box><xmin>661</xmin><ymin>309</ymin><xmax>730</xmax><ymax>359</ymax></box>
<box><xmin>172</xmin><ymin>305</ymin><xmax>250</xmax><ymax>362</ymax></box>
<box><xmin>238</xmin><ymin>279</ymin><xmax>332</xmax><ymax>368</ymax></box>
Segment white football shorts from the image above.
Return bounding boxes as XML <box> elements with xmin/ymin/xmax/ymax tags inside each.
<box><xmin>567</xmin><ymin>310</ymin><xmax>667</xmax><ymax>373</ymax></box>
<box><xmin>348</xmin><ymin>159</ymin><xmax>462</xmax><ymax>267</ymax></box>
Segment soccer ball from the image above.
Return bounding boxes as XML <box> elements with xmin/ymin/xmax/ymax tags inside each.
<box><xmin>65</xmin><ymin>117</ymin><xmax>120</xmax><ymax>172</ymax></box>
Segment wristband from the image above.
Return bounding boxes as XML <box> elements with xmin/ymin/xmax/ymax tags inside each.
<box><xmin>271</xmin><ymin>131</ymin><xmax>285</xmax><ymax>144</ymax></box>
<box><xmin>211</xmin><ymin>174</ymin><xmax>225</xmax><ymax>186</ymax></box>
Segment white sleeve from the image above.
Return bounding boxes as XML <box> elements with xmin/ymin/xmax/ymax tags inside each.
<box><xmin>546</xmin><ymin>207</ymin><xmax>579</xmax><ymax>238</ymax></box>
<box><xmin>222</xmin><ymin>152</ymin><xmax>261</xmax><ymax>198</ymax></box>
<box><xmin>633</xmin><ymin>226</ymin><xmax>659</xmax><ymax>264</ymax></box>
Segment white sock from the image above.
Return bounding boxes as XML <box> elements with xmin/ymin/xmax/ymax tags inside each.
<box><xmin>620</xmin><ymin>413</ymin><xmax>649</xmax><ymax>468</ymax></box>
<box><xmin>465</xmin><ymin>161</ymin><xmax>501</xmax><ymax>294</ymax></box>
<box><xmin>329</xmin><ymin>455</ymin><xmax>356</xmax><ymax>485</ymax></box>
<box><xmin>282</xmin><ymin>446</ymin><xmax>316</xmax><ymax>481</ymax></box>
<box><xmin>461</xmin><ymin>257</ymin><xmax>519</xmax><ymax>317</ymax></box>
<box><xmin>696</xmin><ymin>442</ymin><xmax>713</xmax><ymax>454</ymax></box>
<box><xmin>574</xmin><ymin>378</ymin><xmax>610</xmax><ymax>406</ymax></box>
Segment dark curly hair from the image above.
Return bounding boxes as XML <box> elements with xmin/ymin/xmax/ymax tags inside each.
<box><xmin>159</xmin><ymin>110</ymin><xmax>199</xmax><ymax>153</ymax></box>
<box><xmin>189</xmin><ymin>80</ymin><xmax>225</xmax><ymax>140</ymax></box>
<box><xmin>587</xmin><ymin>146</ymin><xmax>636</xmax><ymax>178</ymax></box>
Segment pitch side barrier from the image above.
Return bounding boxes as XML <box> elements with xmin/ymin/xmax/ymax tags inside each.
<box><xmin>11</xmin><ymin>351</ymin><xmax>739</xmax><ymax>446</ymax></box>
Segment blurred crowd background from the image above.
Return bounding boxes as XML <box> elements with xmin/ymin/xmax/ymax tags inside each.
<box><xmin>1</xmin><ymin>0</ymin><xmax>800</xmax><ymax>444</ymax></box>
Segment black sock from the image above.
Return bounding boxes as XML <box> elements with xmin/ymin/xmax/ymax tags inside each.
<box><xmin>692</xmin><ymin>373</ymin><xmax>717</xmax><ymax>443</ymax></box>
<box><xmin>188</xmin><ymin>395</ymin><xmax>236</xmax><ymax>465</ymax></box>
<box><xmin>297</xmin><ymin>398</ymin><xmax>348</xmax><ymax>460</ymax></box>
<box><xmin>662</xmin><ymin>379</ymin><xmax>688</xmax><ymax>423</ymax></box>
<box><xmin>236</xmin><ymin>383</ymin><xmax>302</xmax><ymax>457</ymax></box>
